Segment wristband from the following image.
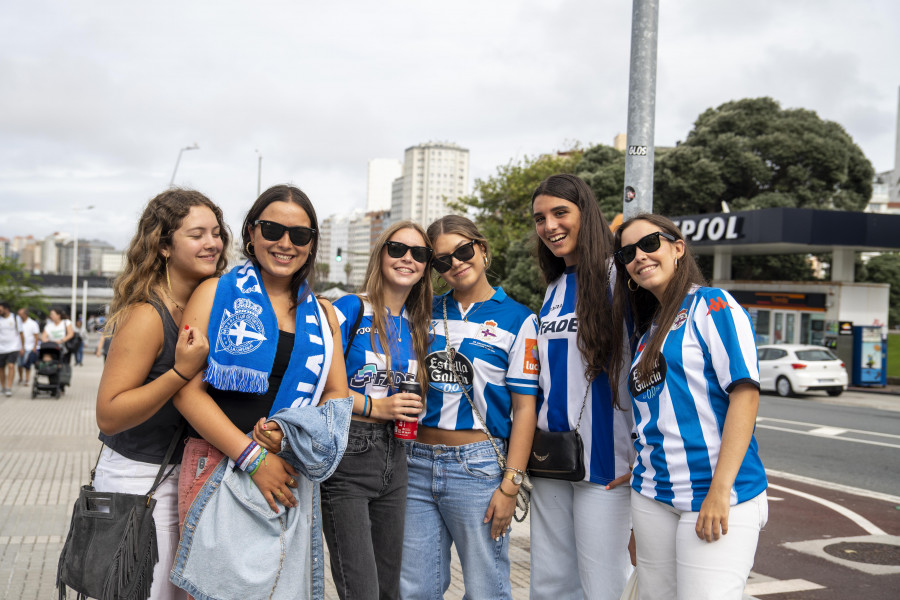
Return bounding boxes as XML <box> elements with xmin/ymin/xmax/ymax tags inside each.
<box><xmin>365</xmin><ymin>395</ymin><xmax>373</xmax><ymax>417</ymax></box>
<box><xmin>497</xmin><ymin>484</ymin><xmax>517</xmax><ymax>498</ymax></box>
<box><xmin>172</xmin><ymin>366</ymin><xmax>191</xmax><ymax>382</ymax></box>
<box><xmin>361</xmin><ymin>395</ymin><xmax>368</xmax><ymax>417</ymax></box>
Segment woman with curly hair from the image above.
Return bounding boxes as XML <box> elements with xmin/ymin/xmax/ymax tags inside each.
<box><xmin>529</xmin><ymin>174</ymin><xmax>635</xmax><ymax>600</ymax></box>
<box><xmin>93</xmin><ymin>188</ymin><xmax>228</xmax><ymax>600</ymax></box>
<box><xmin>322</xmin><ymin>220</ymin><xmax>432</xmax><ymax>599</ymax></box>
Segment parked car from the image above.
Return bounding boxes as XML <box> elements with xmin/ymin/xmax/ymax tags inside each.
<box><xmin>757</xmin><ymin>344</ymin><xmax>848</xmax><ymax>397</ymax></box>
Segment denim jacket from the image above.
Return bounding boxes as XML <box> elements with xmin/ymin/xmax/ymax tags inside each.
<box><xmin>170</xmin><ymin>397</ymin><xmax>352</xmax><ymax>600</ymax></box>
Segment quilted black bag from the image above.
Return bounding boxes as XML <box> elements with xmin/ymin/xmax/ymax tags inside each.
<box><xmin>57</xmin><ymin>425</ymin><xmax>183</xmax><ymax>600</ymax></box>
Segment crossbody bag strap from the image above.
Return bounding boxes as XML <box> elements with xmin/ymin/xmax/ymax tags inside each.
<box><xmin>442</xmin><ymin>296</ymin><xmax>507</xmax><ymax>470</ymax></box>
<box><xmin>145</xmin><ymin>421</ymin><xmax>187</xmax><ymax>502</ymax></box>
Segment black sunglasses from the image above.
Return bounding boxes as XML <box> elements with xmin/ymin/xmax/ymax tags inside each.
<box><xmin>384</xmin><ymin>240</ymin><xmax>433</xmax><ymax>264</ymax></box>
<box><xmin>432</xmin><ymin>240</ymin><xmax>477</xmax><ymax>274</ymax></box>
<box><xmin>615</xmin><ymin>231</ymin><xmax>677</xmax><ymax>265</ymax></box>
<box><xmin>253</xmin><ymin>220</ymin><xmax>316</xmax><ymax>246</ymax></box>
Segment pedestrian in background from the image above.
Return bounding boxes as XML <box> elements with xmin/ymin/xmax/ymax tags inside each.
<box><xmin>17</xmin><ymin>308</ymin><xmax>40</xmax><ymax>386</ymax></box>
<box><xmin>94</xmin><ymin>188</ymin><xmax>228</xmax><ymax>600</ymax></box>
<box><xmin>0</xmin><ymin>301</ymin><xmax>19</xmax><ymax>396</ymax></box>
<box><xmin>529</xmin><ymin>174</ymin><xmax>635</xmax><ymax>600</ymax></box>
<box><xmin>320</xmin><ymin>220</ymin><xmax>431</xmax><ymax>599</ymax></box>
<box><xmin>611</xmin><ymin>213</ymin><xmax>768</xmax><ymax>600</ymax></box>
<box><xmin>41</xmin><ymin>308</ymin><xmax>75</xmax><ymax>364</ymax></box>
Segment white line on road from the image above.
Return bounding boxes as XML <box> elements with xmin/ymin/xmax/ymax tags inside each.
<box><xmin>767</xmin><ymin>483</ymin><xmax>887</xmax><ymax>536</ymax></box>
<box><xmin>807</xmin><ymin>426</ymin><xmax>847</xmax><ymax>436</ymax></box>
<box><xmin>754</xmin><ymin>423</ymin><xmax>900</xmax><ymax>449</ymax></box>
<box><xmin>757</xmin><ymin>416</ymin><xmax>900</xmax><ymax>440</ymax></box>
<box><xmin>744</xmin><ymin>578</ymin><xmax>825</xmax><ymax>596</ymax></box>
<box><xmin>766</xmin><ymin>469</ymin><xmax>900</xmax><ymax>504</ymax></box>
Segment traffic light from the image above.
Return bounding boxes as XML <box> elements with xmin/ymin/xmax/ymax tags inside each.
<box><xmin>336</xmin><ymin>247</ymin><xmax>342</xmax><ymax>262</ymax></box>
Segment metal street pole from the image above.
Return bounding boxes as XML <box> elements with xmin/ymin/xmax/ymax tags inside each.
<box><xmin>255</xmin><ymin>149</ymin><xmax>262</xmax><ymax>196</ymax></box>
<box><xmin>622</xmin><ymin>0</ymin><xmax>659</xmax><ymax>219</ymax></box>
<box><xmin>170</xmin><ymin>143</ymin><xmax>199</xmax><ymax>187</ymax></box>
<box><xmin>70</xmin><ymin>205</ymin><xmax>94</xmax><ymax>324</ymax></box>
<box><xmin>82</xmin><ymin>280</ymin><xmax>88</xmax><ymax>330</ymax></box>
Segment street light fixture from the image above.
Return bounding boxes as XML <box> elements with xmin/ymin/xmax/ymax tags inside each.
<box><xmin>170</xmin><ymin>143</ymin><xmax>200</xmax><ymax>187</ymax></box>
<box><xmin>71</xmin><ymin>204</ymin><xmax>95</xmax><ymax>326</ymax></box>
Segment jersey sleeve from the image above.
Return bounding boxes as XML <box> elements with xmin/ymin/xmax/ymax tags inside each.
<box><xmin>333</xmin><ymin>295</ymin><xmax>361</xmax><ymax>355</ymax></box>
<box><xmin>505</xmin><ymin>312</ymin><xmax>540</xmax><ymax>396</ymax></box>
<box><xmin>693</xmin><ymin>288</ymin><xmax>760</xmax><ymax>393</ymax></box>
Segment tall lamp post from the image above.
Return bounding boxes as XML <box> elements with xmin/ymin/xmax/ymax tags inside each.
<box><xmin>71</xmin><ymin>204</ymin><xmax>95</xmax><ymax>325</ymax></box>
<box><xmin>170</xmin><ymin>143</ymin><xmax>199</xmax><ymax>187</ymax></box>
<box><xmin>255</xmin><ymin>149</ymin><xmax>263</xmax><ymax>196</ymax></box>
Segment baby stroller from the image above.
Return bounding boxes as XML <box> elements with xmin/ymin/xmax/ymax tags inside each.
<box><xmin>32</xmin><ymin>342</ymin><xmax>70</xmax><ymax>399</ymax></box>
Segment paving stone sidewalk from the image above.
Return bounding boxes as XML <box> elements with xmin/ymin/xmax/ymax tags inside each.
<box><xmin>0</xmin><ymin>344</ymin><xmax>532</xmax><ymax>599</ymax></box>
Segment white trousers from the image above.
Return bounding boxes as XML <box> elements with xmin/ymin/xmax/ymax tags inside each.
<box><xmin>530</xmin><ymin>479</ymin><xmax>633</xmax><ymax>600</ymax></box>
<box><xmin>631</xmin><ymin>489</ymin><xmax>768</xmax><ymax>600</ymax></box>
<box><xmin>93</xmin><ymin>446</ymin><xmax>186</xmax><ymax>600</ymax></box>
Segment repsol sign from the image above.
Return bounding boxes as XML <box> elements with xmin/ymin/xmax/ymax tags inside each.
<box><xmin>672</xmin><ymin>215</ymin><xmax>743</xmax><ymax>243</ymax></box>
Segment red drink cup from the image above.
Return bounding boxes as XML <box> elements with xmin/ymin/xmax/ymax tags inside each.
<box><xmin>394</xmin><ymin>380</ymin><xmax>421</xmax><ymax>440</ymax></box>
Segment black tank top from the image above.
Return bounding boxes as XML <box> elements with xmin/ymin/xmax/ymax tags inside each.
<box><xmin>98</xmin><ymin>298</ymin><xmax>185</xmax><ymax>465</ymax></box>
<box><xmin>196</xmin><ymin>330</ymin><xmax>296</xmax><ymax>436</ymax></box>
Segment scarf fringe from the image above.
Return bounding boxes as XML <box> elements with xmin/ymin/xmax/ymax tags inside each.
<box><xmin>205</xmin><ymin>357</ymin><xmax>269</xmax><ymax>394</ymax></box>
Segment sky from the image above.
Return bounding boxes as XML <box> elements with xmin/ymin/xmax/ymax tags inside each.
<box><xmin>2</xmin><ymin>0</ymin><xmax>899</xmax><ymax>250</ymax></box>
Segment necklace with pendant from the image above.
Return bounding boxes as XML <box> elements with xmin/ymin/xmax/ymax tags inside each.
<box><xmin>162</xmin><ymin>286</ymin><xmax>185</xmax><ymax>313</ymax></box>
<box><xmin>461</xmin><ymin>289</ymin><xmax>493</xmax><ymax>323</ymax></box>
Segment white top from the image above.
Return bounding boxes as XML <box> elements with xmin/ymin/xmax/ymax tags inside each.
<box><xmin>43</xmin><ymin>319</ymin><xmax>71</xmax><ymax>343</ymax></box>
<box><xmin>18</xmin><ymin>318</ymin><xmax>40</xmax><ymax>352</ymax></box>
<box><xmin>0</xmin><ymin>314</ymin><xmax>19</xmax><ymax>353</ymax></box>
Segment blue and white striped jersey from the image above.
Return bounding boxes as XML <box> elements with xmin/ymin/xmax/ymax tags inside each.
<box><xmin>333</xmin><ymin>295</ymin><xmax>417</xmax><ymax>399</ymax></box>
<box><xmin>421</xmin><ymin>287</ymin><xmax>539</xmax><ymax>439</ymax></box>
<box><xmin>629</xmin><ymin>286</ymin><xmax>767</xmax><ymax>511</ymax></box>
<box><xmin>536</xmin><ymin>266</ymin><xmax>635</xmax><ymax>485</ymax></box>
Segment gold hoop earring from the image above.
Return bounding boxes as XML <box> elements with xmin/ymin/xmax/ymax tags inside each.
<box><xmin>246</xmin><ymin>242</ymin><xmax>255</xmax><ymax>256</ymax></box>
<box><xmin>627</xmin><ymin>278</ymin><xmax>639</xmax><ymax>292</ymax></box>
<box><xmin>165</xmin><ymin>256</ymin><xmax>172</xmax><ymax>291</ymax></box>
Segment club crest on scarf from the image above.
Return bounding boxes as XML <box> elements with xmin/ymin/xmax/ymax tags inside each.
<box><xmin>216</xmin><ymin>298</ymin><xmax>267</xmax><ymax>355</ymax></box>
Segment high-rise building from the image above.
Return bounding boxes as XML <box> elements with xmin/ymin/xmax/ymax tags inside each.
<box><xmin>390</xmin><ymin>142</ymin><xmax>469</xmax><ymax>227</ymax></box>
<box><xmin>367</xmin><ymin>159</ymin><xmax>403</xmax><ymax>212</ymax></box>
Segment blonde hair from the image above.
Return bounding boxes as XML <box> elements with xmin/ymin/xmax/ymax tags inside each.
<box><xmin>358</xmin><ymin>220</ymin><xmax>434</xmax><ymax>392</ymax></box>
<box><xmin>107</xmin><ymin>189</ymin><xmax>229</xmax><ymax>334</ymax></box>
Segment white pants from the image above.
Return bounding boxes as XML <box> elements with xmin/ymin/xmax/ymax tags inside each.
<box><xmin>530</xmin><ymin>479</ymin><xmax>633</xmax><ymax>600</ymax></box>
<box><xmin>631</xmin><ymin>489</ymin><xmax>768</xmax><ymax>600</ymax></box>
<box><xmin>93</xmin><ymin>447</ymin><xmax>186</xmax><ymax>600</ymax></box>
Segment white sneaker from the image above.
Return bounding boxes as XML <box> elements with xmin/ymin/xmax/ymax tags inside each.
<box><xmin>3</xmin><ymin>388</ymin><xmax>10</xmax><ymax>397</ymax></box>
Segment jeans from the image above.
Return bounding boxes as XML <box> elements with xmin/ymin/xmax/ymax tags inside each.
<box><xmin>177</xmin><ymin>437</ymin><xmax>226</xmax><ymax>529</ymax></box>
<box><xmin>399</xmin><ymin>439</ymin><xmax>511</xmax><ymax>600</ymax></box>
<box><xmin>321</xmin><ymin>421</ymin><xmax>408</xmax><ymax>600</ymax></box>
<box><xmin>530</xmin><ymin>478</ymin><xmax>632</xmax><ymax>600</ymax></box>
<box><xmin>93</xmin><ymin>446</ymin><xmax>186</xmax><ymax>600</ymax></box>
<box><xmin>631</xmin><ymin>489</ymin><xmax>768</xmax><ymax>600</ymax></box>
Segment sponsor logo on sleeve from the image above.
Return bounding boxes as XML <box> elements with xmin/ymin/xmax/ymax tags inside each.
<box><xmin>523</xmin><ymin>338</ymin><xmax>539</xmax><ymax>374</ymax></box>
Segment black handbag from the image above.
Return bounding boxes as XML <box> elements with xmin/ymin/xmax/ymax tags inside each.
<box><xmin>64</xmin><ymin>333</ymin><xmax>82</xmax><ymax>354</ymax></box>
<box><xmin>57</xmin><ymin>424</ymin><xmax>184</xmax><ymax>600</ymax></box>
<box><xmin>527</xmin><ymin>385</ymin><xmax>590</xmax><ymax>481</ymax></box>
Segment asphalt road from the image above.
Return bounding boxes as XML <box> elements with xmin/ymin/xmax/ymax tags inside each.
<box><xmin>746</xmin><ymin>390</ymin><xmax>900</xmax><ymax>599</ymax></box>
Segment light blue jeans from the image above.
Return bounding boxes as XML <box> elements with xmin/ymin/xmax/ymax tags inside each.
<box><xmin>399</xmin><ymin>439</ymin><xmax>511</xmax><ymax>600</ymax></box>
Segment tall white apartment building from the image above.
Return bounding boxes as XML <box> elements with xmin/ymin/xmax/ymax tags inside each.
<box><xmin>367</xmin><ymin>159</ymin><xmax>403</xmax><ymax>212</ymax></box>
<box><xmin>391</xmin><ymin>142</ymin><xmax>469</xmax><ymax>227</ymax></box>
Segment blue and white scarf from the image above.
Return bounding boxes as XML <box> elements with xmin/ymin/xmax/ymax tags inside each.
<box><xmin>204</xmin><ymin>261</ymin><xmax>333</xmax><ymax>415</ymax></box>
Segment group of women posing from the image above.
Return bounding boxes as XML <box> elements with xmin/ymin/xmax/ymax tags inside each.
<box><xmin>91</xmin><ymin>173</ymin><xmax>766</xmax><ymax>600</ymax></box>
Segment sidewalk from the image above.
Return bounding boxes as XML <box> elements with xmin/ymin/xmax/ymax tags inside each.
<box><xmin>0</xmin><ymin>348</ymin><xmax>532</xmax><ymax>600</ymax></box>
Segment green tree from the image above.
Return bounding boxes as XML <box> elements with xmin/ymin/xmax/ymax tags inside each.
<box><xmin>0</xmin><ymin>258</ymin><xmax>48</xmax><ymax>312</ymax></box>
<box><xmin>857</xmin><ymin>253</ymin><xmax>900</xmax><ymax>328</ymax></box>
<box><xmin>654</xmin><ymin>97</ymin><xmax>874</xmax><ymax>216</ymax></box>
<box><xmin>575</xmin><ymin>144</ymin><xmax>627</xmax><ymax>223</ymax></box>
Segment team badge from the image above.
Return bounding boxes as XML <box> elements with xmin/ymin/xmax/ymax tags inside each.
<box><xmin>476</xmin><ymin>320</ymin><xmax>498</xmax><ymax>342</ymax></box>
<box><xmin>671</xmin><ymin>309</ymin><xmax>688</xmax><ymax>331</ymax></box>
<box><xmin>216</xmin><ymin>298</ymin><xmax>267</xmax><ymax>355</ymax></box>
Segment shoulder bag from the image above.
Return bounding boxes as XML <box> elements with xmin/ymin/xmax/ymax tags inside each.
<box><xmin>442</xmin><ymin>296</ymin><xmax>532</xmax><ymax>522</ymax></box>
<box><xmin>57</xmin><ymin>423</ymin><xmax>185</xmax><ymax>600</ymax></box>
<box><xmin>527</xmin><ymin>384</ymin><xmax>588</xmax><ymax>481</ymax></box>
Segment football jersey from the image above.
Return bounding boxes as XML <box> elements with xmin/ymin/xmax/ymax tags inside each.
<box><xmin>421</xmin><ymin>287</ymin><xmax>539</xmax><ymax>439</ymax></box>
<box><xmin>536</xmin><ymin>266</ymin><xmax>635</xmax><ymax>485</ymax></box>
<box><xmin>628</xmin><ymin>286</ymin><xmax>767</xmax><ymax>511</ymax></box>
<box><xmin>333</xmin><ymin>295</ymin><xmax>417</xmax><ymax>399</ymax></box>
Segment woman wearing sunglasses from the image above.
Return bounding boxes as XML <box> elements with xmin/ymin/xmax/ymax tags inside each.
<box><xmin>399</xmin><ymin>215</ymin><xmax>538</xmax><ymax>599</ymax></box>
<box><xmin>610</xmin><ymin>213</ymin><xmax>767</xmax><ymax>600</ymax></box>
<box><xmin>322</xmin><ymin>221</ymin><xmax>432</xmax><ymax>600</ymax></box>
<box><xmin>530</xmin><ymin>174</ymin><xmax>635</xmax><ymax>600</ymax></box>
<box><xmin>171</xmin><ymin>185</ymin><xmax>351</xmax><ymax>598</ymax></box>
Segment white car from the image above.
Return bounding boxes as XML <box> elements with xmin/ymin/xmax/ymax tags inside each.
<box><xmin>757</xmin><ymin>344</ymin><xmax>848</xmax><ymax>397</ymax></box>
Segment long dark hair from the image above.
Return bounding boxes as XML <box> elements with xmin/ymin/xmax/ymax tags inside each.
<box><xmin>359</xmin><ymin>220</ymin><xmax>434</xmax><ymax>392</ymax></box>
<box><xmin>241</xmin><ymin>185</ymin><xmax>319</xmax><ymax>309</ymax></box>
<box><xmin>610</xmin><ymin>213</ymin><xmax>707</xmax><ymax>392</ymax></box>
<box><xmin>531</xmin><ymin>174</ymin><xmax>618</xmax><ymax>397</ymax></box>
